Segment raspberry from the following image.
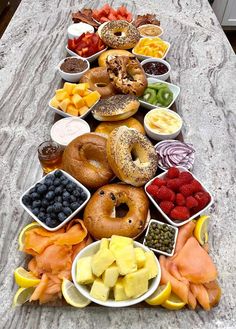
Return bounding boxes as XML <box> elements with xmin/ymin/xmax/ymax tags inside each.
<box><xmin>170</xmin><ymin>206</ymin><xmax>190</xmax><ymax>221</ymax></box>
<box><xmin>189</xmin><ymin>179</ymin><xmax>203</xmax><ymax>193</ymax></box>
<box><xmin>192</xmin><ymin>191</ymin><xmax>210</xmax><ymax>212</ymax></box>
<box><xmin>176</xmin><ymin>193</ymin><xmax>186</xmax><ymax>206</ymax></box>
<box><xmin>159</xmin><ymin>201</ymin><xmax>174</xmax><ymax>215</ymax></box>
<box><xmin>156</xmin><ymin>186</ymin><xmax>175</xmax><ymax>201</ymax></box>
<box><xmin>179</xmin><ymin>172</ymin><xmax>193</xmax><ymax>184</ymax></box>
<box><xmin>166</xmin><ymin>167</ymin><xmax>180</xmax><ymax>179</ymax></box>
<box><xmin>179</xmin><ymin>184</ymin><xmax>194</xmax><ymax>197</ymax></box>
<box><xmin>146</xmin><ymin>184</ymin><xmax>159</xmax><ymax>197</ymax></box>
<box><xmin>186</xmin><ymin>196</ymin><xmax>198</xmax><ymax>209</ymax></box>
<box><xmin>152</xmin><ymin>178</ymin><xmax>166</xmax><ymax>187</ymax></box>
<box><xmin>166</xmin><ymin>178</ymin><xmax>182</xmax><ymax>191</ymax></box>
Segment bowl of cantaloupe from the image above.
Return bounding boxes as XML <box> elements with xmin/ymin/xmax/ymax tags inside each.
<box><xmin>71</xmin><ymin>235</ymin><xmax>161</xmax><ymax>307</ymax></box>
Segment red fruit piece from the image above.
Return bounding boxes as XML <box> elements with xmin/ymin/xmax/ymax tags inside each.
<box><xmin>179</xmin><ymin>171</ymin><xmax>193</xmax><ymax>184</ymax></box>
<box><xmin>152</xmin><ymin>178</ymin><xmax>166</xmax><ymax>187</ymax></box>
<box><xmin>193</xmin><ymin>192</ymin><xmax>211</xmax><ymax>212</ymax></box>
<box><xmin>166</xmin><ymin>178</ymin><xmax>182</xmax><ymax>192</ymax></box>
<box><xmin>190</xmin><ymin>179</ymin><xmax>203</xmax><ymax>193</ymax></box>
<box><xmin>159</xmin><ymin>201</ymin><xmax>174</xmax><ymax>215</ymax></box>
<box><xmin>186</xmin><ymin>196</ymin><xmax>198</xmax><ymax>209</ymax></box>
<box><xmin>176</xmin><ymin>193</ymin><xmax>186</xmax><ymax>206</ymax></box>
<box><xmin>156</xmin><ymin>186</ymin><xmax>175</xmax><ymax>202</ymax></box>
<box><xmin>166</xmin><ymin>167</ymin><xmax>180</xmax><ymax>179</ymax></box>
<box><xmin>170</xmin><ymin>206</ymin><xmax>190</xmax><ymax>221</ymax></box>
<box><xmin>179</xmin><ymin>184</ymin><xmax>194</xmax><ymax>197</ymax></box>
<box><xmin>146</xmin><ymin>184</ymin><xmax>159</xmax><ymax>197</ymax></box>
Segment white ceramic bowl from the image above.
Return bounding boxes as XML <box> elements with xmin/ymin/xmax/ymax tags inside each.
<box><xmin>140</xmin><ymin>78</ymin><xmax>180</xmax><ymax>110</ymax></box>
<box><xmin>67</xmin><ymin>23</ymin><xmax>94</xmax><ymax>39</ymax></box>
<box><xmin>145</xmin><ymin>167</ymin><xmax>214</xmax><ymax>227</ymax></box>
<box><xmin>138</xmin><ymin>24</ymin><xmax>164</xmax><ymax>38</ymax></box>
<box><xmin>71</xmin><ymin>240</ymin><xmax>161</xmax><ymax>307</ymax></box>
<box><xmin>66</xmin><ymin>46</ymin><xmax>107</xmax><ymax>63</ymax></box>
<box><xmin>144</xmin><ymin>108</ymin><xmax>183</xmax><ymax>141</ymax></box>
<box><xmin>132</xmin><ymin>38</ymin><xmax>170</xmax><ymax>61</ymax></box>
<box><xmin>143</xmin><ymin>219</ymin><xmax>178</xmax><ymax>257</ymax></box>
<box><xmin>141</xmin><ymin>58</ymin><xmax>171</xmax><ymax>81</ymax></box>
<box><xmin>20</xmin><ymin>170</ymin><xmax>91</xmax><ymax>231</ymax></box>
<box><xmin>57</xmin><ymin>57</ymin><xmax>90</xmax><ymax>83</ymax></box>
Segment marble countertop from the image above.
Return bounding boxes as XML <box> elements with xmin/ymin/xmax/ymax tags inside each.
<box><xmin>0</xmin><ymin>0</ymin><xmax>235</xmax><ymax>328</ymax></box>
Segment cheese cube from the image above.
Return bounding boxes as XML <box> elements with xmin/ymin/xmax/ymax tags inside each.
<box><xmin>63</xmin><ymin>82</ymin><xmax>77</xmax><ymax>95</ymax></box>
<box><xmin>144</xmin><ymin>251</ymin><xmax>158</xmax><ymax>280</ymax></box>
<box><xmin>102</xmin><ymin>264</ymin><xmax>119</xmax><ymax>288</ymax></box>
<box><xmin>76</xmin><ymin>256</ymin><xmax>95</xmax><ymax>284</ymax></box>
<box><xmin>72</xmin><ymin>94</ymin><xmax>85</xmax><ymax>109</ymax></box>
<box><xmin>109</xmin><ymin>235</ymin><xmax>133</xmax><ymax>256</ymax></box>
<box><xmin>90</xmin><ymin>279</ymin><xmax>110</xmax><ymax>301</ymax></box>
<box><xmin>123</xmin><ymin>268</ymin><xmax>149</xmax><ymax>298</ymax></box>
<box><xmin>50</xmin><ymin>96</ymin><xmax>60</xmax><ymax>108</ymax></box>
<box><xmin>55</xmin><ymin>89</ymin><xmax>69</xmax><ymax>101</ymax></box>
<box><xmin>91</xmin><ymin>248</ymin><xmax>115</xmax><ymax>277</ymax></box>
<box><xmin>66</xmin><ymin>105</ymin><xmax>79</xmax><ymax>116</ymax></box>
<box><xmin>134</xmin><ymin>248</ymin><xmax>146</xmax><ymax>268</ymax></box>
<box><xmin>99</xmin><ymin>238</ymin><xmax>109</xmax><ymax>250</ymax></box>
<box><xmin>83</xmin><ymin>90</ymin><xmax>101</xmax><ymax>107</ymax></box>
<box><xmin>114</xmin><ymin>278</ymin><xmax>129</xmax><ymax>301</ymax></box>
<box><xmin>72</xmin><ymin>83</ymin><xmax>90</xmax><ymax>96</ymax></box>
<box><xmin>78</xmin><ymin>106</ymin><xmax>89</xmax><ymax>115</ymax></box>
<box><xmin>114</xmin><ymin>245</ymin><xmax>137</xmax><ymax>276</ymax></box>
<box><xmin>59</xmin><ymin>98</ymin><xmax>71</xmax><ymax>112</ymax></box>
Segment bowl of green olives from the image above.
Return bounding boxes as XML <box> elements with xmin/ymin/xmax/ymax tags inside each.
<box><xmin>143</xmin><ymin>219</ymin><xmax>178</xmax><ymax>256</ymax></box>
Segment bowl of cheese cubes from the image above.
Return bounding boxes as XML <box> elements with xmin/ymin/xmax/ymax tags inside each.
<box><xmin>71</xmin><ymin>235</ymin><xmax>161</xmax><ymax>307</ymax></box>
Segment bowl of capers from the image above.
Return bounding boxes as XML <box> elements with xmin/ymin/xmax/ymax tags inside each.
<box><xmin>143</xmin><ymin>219</ymin><xmax>178</xmax><ymax>256</ymax></box>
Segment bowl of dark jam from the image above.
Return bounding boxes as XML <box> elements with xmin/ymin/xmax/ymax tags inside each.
<box><xmin>141</xmin><ymin>58</ymin><xmax>171</xmax><ymax>81</ymax></box>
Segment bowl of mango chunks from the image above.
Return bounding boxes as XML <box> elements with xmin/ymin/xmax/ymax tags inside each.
<box><xmin>71</xmin><ymin>235</ymin><xmax>161</xmax><ymax>307</ymax></box>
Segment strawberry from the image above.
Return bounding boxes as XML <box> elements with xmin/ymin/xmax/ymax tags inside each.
<box><xmin>170</xmin><ymin>206</ymin><xmax>190</xmax><ymax>221</ymax></box>
<box><xmin>179</xmin><ymin>172</ymin><xmax>193</xmax><ymax>184</ymax></box>
<box><xmin>159</xmin><ymin>201</ymin><xmax>174</xmax><ymax>215</ymax></box>
<box><xmin>152</xmin><ymin>178</ymin><xmax>166</xmax><ymax>187</ymax></box>
<box><xmin>192</xmin><ymin>192</ymin><xmax>210</xmax><ymax>212</ymax></box>
<box><xmin>179</xmin><ymin>184</ymin><xmax>194</xmax><ymax>197</ymax></box>
<box><xmin>166</xmin><ymin>178</ymin><xmax>182</xmax><ymax>191</ymax></box>
<box><xmin>176</xmin><ymin>193</ymin><xmax>186</xmax><ymax>206</ymax></box>
<box><xmin>156</xmin><ymin>186</ymin><xmax>175</xmax><ymax>202</ymax></box>
<box><xmin>146</xmin><ymin>184</ymin><xmax>159</xmax><ymax>197</ymax></box>
<box><xmin>166</xmin><ymin>167</ymin><xmax>180</xmax><ymax>179</ymax></box>
<box><xmin>189</xmin><ymin>179</ymin><xmax>203</xmax><ymax>193</ymax></box>
<box><xmin>186</xmin><ymin>196</ymin><xmax>198</xmax><ymax>209</ymax></box>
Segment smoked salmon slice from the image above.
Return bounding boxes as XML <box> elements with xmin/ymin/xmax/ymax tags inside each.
<box><xmin>174</xmin><ymin>221</ymin><xmax>195</xmax><ymax>254</ymax></box>
<box><xmin>190</xmin><ymin>283</ymin><xmax>210</xmax><ymax>311</ymax></box>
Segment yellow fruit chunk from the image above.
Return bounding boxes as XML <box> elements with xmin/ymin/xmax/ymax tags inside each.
<box><xmin>76</xmin><ymin>256</ymin><xmax>95</xmax><ymax>284</ymax></box>
<box><xmin>18</xmin><ymin>222</ymin><xmax>41</xmax><ymax>251</ymax></box>
<box><xmin>78</xmin><ymin>106</ymin><xmax>89</xmax><ymax>116</ymax></box>
<box><xmin>55</xmin><ymin>89</ymin><xmax>69</xmax><ymax>101</ymax></box>
<box><xmin>91</xmin><ymin>248</ymin><xmax>115</xmax><ymax>277</ymax></box>
<box><xmin>72</xmin><ymin>94</ymin><xmax>85</xmax><ymax>109</ymax></box>
<box><xmin>134</xmin><ymin>247</ymin><xmax>146</xmax><ymax>268</ymax></box>
<box><xmin>144</xmin><ymin>251</ymin><xmax>158</xmax><ymax>280</ymax></box>
<box><xmin>50</xmin><ymin>96</ymin><xmax>60</xmax><ymax>108</ymax></box>
<box><xmin>114</xmin><ymin>278</ymin><xmax>128</xmax><ymax>301</ymax></box>
<box><xmin>83</xmin><ymin>90</ymin><xmax>100</xmax><ymax>107</ymax></box>
<box><xmin>194</xmin><ymin>215</ymin><xmax>209</xmax><ymax>245</ymax></box>
<box><xmin>99</xmin><ymin>238</ymin><xmax>109</xmax><ymax>250</ymax></box>
<box><xmin>102</xmin><ymin>264</ymin><xmax>119</xmax><ymax>288</ymax></box>
<box><xmin>161</xmin><ymin>292</ymin><xmax>186</xmax><ymax>310</ymax></box>
<box><xmin>90</xmin><ymin>278</ymin><xmax>110</xmax><ymax>301</ymax></box>
<box><xmin>59</xmin><ymin>98</ymin><xmax>71</xmax><ymax>112</ymax></box>
<box><xmin>63</xmin><ymin>82</ymin><xmax>77</xmax><ymax>95</ymax></box>
<box><xmin>67</xmin><ymin>104</ymin><xmax>79</xmax><ymax>116</ymax></box>
<box><xmin>72</xmin><ymin>83</ymin><xmax>90</xmax><ymax>96</ymax></box>
<box><xmin>62</xmin><ymin>278</ymin><xmax>91</xmax><ymax>308</ymax></box>
<box><xmin>109</xmin><ymin>235</ymin><xmax>133</xmax><ymax>255</ymax></box>
<box><xmin>14</xmin><ymin>267</ymin><xmax>40</xmax><ymax>288</ymax></box>
<box><xmin>123</xmin><ymin>268</ymin><xmax>149</xmax><ymax>298</ymax></box>
<box><xmin>115</xmin><ymin>245</ymin><xmax>137</xmax><ymax>275</ymax></box>
<box><xmin>12</xmin><ymin>287</ymin><xmax>35</xmax><ymax>307</ymax></box>
<box><xmin>145</xmin><ymin>282</ymin><xmax>171</xmax><ymax>306</ymax></box>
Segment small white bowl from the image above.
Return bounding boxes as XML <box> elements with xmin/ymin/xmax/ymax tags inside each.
<box><xmin>20</xmin><ymin>170</ymin><xmax>91</xmax><ymax>231</ymax></box>
<box><xmin>140</xmin><ymin>77</ymin><xmax>180</xmax><ymax>110</ymax></box>
<box><xmin>145</xmin><ymin>167</ymin><xmax>214</xmax><ymax>227</ymax></box>
<box><xmin>57</xmin><ymin>57</ymin><xmax>90</xmax><ymax>83</ymax></box>
<box><xmin>66</xmin><ymin>46</ymin><xmax>107</xmax><ymax>63</ymax></box>
<box><xmin>143</xmin><ymin>219</ymin><xmax>178</xmax><ymax>257</ymax></box>
<box><xmin>132</xmin><ymin>38</ymin><xmax>170</xmax><ymax>61</ymax></box>
<box><xmin>144</xmin><ymin>108</ymin><xmax>183</xmax><ymax>141</ymax></box>
<box><xmin>138</xmin><ymin>24</ymin><xmax>164</xmax><ymax>38</ymax></box>
<box><xmin>141</xmin><ymin>58</ymin><xmax>171</xmax><ymax>81</ymax></box>
<box><xmin>67</xmin><ymin>23</ymin><xmax>94</xmax><ymax>39</ymax></box>
<box><xmin>71</xmin><ymin>240</ymin><xmax>161</xmax><ymax>307</ymax></box>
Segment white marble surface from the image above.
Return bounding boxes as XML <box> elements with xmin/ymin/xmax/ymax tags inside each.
<box><xmin>0</xmin><ymin>0</ymin><xmax>236</xmax><ymax>328</ymax></box>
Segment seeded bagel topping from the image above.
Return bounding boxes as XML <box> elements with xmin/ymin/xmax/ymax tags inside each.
<box><xmin>92</xmin><ymin>95</ymin><xmax>139</xmax><ymax>116</ymax></box>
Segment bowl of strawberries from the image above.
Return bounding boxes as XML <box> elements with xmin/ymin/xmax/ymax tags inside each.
<box><xmin>145</xmin><ymin>167</ymin><xmax>213</xmax><ymax>227</ymax></box>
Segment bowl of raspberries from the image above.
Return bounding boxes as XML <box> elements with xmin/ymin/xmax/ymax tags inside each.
<box><xmin>145</xmin><ymin>167</ymin><xmax>213</xmax><ymax>227</ymax></box>
<box><xmin>20</xmin><ymin>169</ymin><xmax>90</xmax><ymax>231</ymax></box>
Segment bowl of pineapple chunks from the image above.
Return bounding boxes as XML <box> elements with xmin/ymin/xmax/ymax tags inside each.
<box><xmin>71</xmin><ymin>235</ymin><xmax>161</xmax><ymax>307</ymax></box>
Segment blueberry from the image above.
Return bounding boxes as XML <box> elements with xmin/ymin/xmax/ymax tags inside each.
<box><xmin>55</xmin><ymin>195</ymin><xmax>62</xmax><ymax>202</ymax></box>
<box><xmin>22</xmin><ymin>195</ymin><xmax>32</xmax><ymax>206</ymax></box>
<box><xmin>32</xmin><ymin>200</ymin><xmax>41</xmax><ymax>208</ymax></box>
<box><xmin>66</xmin><ymin>183</ymin><xmax>74</xmax><ymax>192</ymax></box>
<box><xmin>61</xmin><ymin>178</ymin><xmax>69</xmax><ymax>186</ymax></box>
<box><xmin>46</xmin><ymin>217</ymin><xmax>59</xmax><ymax>228</ymax></box>
<box><xmin>38</xmin><ymin>212</ymin><xmax>46</xmax><ymax>221</ymax></box>
<box><xmin>72</xmin><ymin>189</ymin><xmax>81</xmax><ymax>197</ymax></box>
<box><xmin>62</xmin><ymin>201</ymin><xmax>70</xmax><ymax>207</ymax></box>
<box><xmin>48</xmin><ymin>185</ymin><xmax>56</xmax><ymax>191</ymax></box>
<box><xmin>70</xmin><ymin>195</ymin><xmax>76</xmax><ymax>203</ymax></box>
<box><xmin>31</xmin><ymin>192</ymin><xmax>40</xmax><ymax>200</ymax></box>
<box><xmin>80</xmin><ymin>192</ymin><xmax>87</xmax><ymax>201</ymax></box>
<box><xmin>41</xmin><ymin>199</ymin><xmax>49</xmax><ymax>208</ymax></box>
<box><xmin>55</xmin><ymin>186</ymin><xmax>63</xmax><ymax>196</ymax></box>
<box><xmin>29</xmin><ymin>187</ymin><xmax>36</xmax><ymax>194</ymax></box>
<box><xmin>77</xmin><ymin>186</ymin><xmax>83</xmax><ymax>193</ymax></box>
<box><xmin>32</xmin><ymin>207</ymin><xmax>40</xmax><ymax>216</ymax></box>
<box><xmin>54</xmin><ymin>170</ymin><xmax>62</xmax><ymax>178</ymax></box>
<box><xmin>37</xmin><ymin>184</ymin><xmax>47</xmax><ymax>194</ymax></box>
<box><xmin>51</xmin><ymin>212</ymin><xmax>57</xmax><ymax>220</ymax></box>
<box><xmin>58</xmin><ymin>212</ymin><xmax>67</xmax><ymax>222</ymax></box>
<box><xmin>40</xmin><ymin>207</ymin><xmax>45</xmax><ymax>212</ymax></box>
<box><xmin>60</xmin><ymin>175</ymin><xmax>66</xmax><ymax>182</ymax></box>
<box><xmin>70</xmin><ymin>202</ymin><xmax>80</xmax><ymax>211</ymax></box>
<box><xmin>63</xmin><ymin>207</ymin><xmax>72</xmax><ymax>216</ymax></box>
<box><xmin>53</xmin><ymin>202</ymin><xmax>62</xmax><ymax>213</ymax></box>
<box><xmin>45</xmin><ymin>191</ymin><xmax>55</xmax><ymax>201</ymax></box>
<box><xmin>62</xmin><ymin>191</ymin><xmax>70</xmax><ymax>201</ymax></box>
<box><xmin>54</xmin><ymin>178</ymin><xmax>61</xmax><ymax>187</ymax></box>
<box><xmin>47</xmin><ymin>205</ymin><xmax>54</xmax><ymax>213</ymax></box>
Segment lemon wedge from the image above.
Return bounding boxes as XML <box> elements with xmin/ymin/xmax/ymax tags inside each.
<box><xmin>12</xmin><ymin>287</ymin><xmax>35</xmax><ymax>307</ymax></box>
<box><xmin>14</xmin><ymin>267</ymin><xmax>40</xmax><ymax>288</ymax></box>
<box><xmin>145</xmin><ymin>282</ymin><xmax>171</xmax><ymax>306</ymax></box>
<box><xmin>161</xmin><ymin>292</ymin><xmax>186</xmax><ymax>310</ymax></box>
<box><xmin>18</xmin><ymin>222</ymin><xmax>41</xmax><ymax>251</ymax></box>
<box><xmin>62</xmin><ymin>279</ymin><xmax>91</xmax><ymax>308</ymax></box>
<box><xmin>194</xmin><ymin>215</ymin><xmax>209</xmax><ymax>245</ymax></box>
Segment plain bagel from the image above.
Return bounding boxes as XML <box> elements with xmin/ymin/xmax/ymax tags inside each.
<box><xmin>95</xmin><ymin>117</ymin><xmax>145</xmax><ymax>136</ymax></box>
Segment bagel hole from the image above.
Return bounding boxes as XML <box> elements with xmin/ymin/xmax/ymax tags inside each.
<box><xmin>114</xmin><ymin>31</ymin><xmax>122</xmax><ymax>36</ymax></box>
<box><xmin>95</xmin><ymin>83</ymin><xmax>107</xmax><ymax>87</ymax></box>
<box><xmin>131</xmin><ymin>144</ymin><xmax>149</xmax><ymax>166</ymax></box>
<box><xmin>115</xmin><ymin>203</ymin><xmax>129</xmax><ymax>218</ymax></box>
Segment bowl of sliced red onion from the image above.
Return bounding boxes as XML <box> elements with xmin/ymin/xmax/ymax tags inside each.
<box><xmin>155</xmin><ymin>140</ymin><xmax>195</xmax><ymax>171</ymax></box>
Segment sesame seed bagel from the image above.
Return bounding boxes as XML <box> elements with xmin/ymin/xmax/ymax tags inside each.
<box><xmin>107</xmin><ymin>126</ymin><xmax>158</xmax><ymax>186</ymax></box>
<box><xmin>92</xmin><ymin>94</ymin><xmax>140</xmax><ymax>121</ymax></box>
<box><xmin>100</xmin><ymin>20</ymin><xmax>140</xmax><ymax>49</ymax></box>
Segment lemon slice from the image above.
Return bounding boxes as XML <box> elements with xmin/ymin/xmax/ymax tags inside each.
<box><xmin>18</xmin><ymin>222</ymin><xmax>41</xmax><ymax>251</ymax></box>
<box><xmin>194</xmin><ymin>215</ymin><xmax>209</xmax><ymax>245</ymax></box>
<box><xmin>14</xmin><ymin>267</ymin><xmax>40</xmax><ymax>288</ymax></box>
<box><xmin>161</xmin><ymin>292</ymin><xmax>186</xmax><ymax>310</ymax></box>
<box><xmin>12</xmin><ymin>287</ymin><xmax>35</xmax><ymax>307</ymax></box>
<box><xmin>62</xmin><ymin>279</ymin><xmax>91</xmax><ymax>308</ymax></box>
<box><xmin>145</xmin><ymin>282</ymin><xmax>171</xmax><ymax>306</ymax></box>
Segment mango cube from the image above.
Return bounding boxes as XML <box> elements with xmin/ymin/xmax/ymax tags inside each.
<box><xmin>50</xmin><ymin>96</ymin><xmax>60</xmax><ymax>108</ymax></box>
<box><xmin>102</xmin><ymin>264</ymin><xmax>119</xmax><ymax>288</ymax></box>
<box><xmin>55</xmin><ymin>89</ymin><xmax>69</xmax><ymax>101</ymax></box>
<box><xmin>59</xmin><ymin>98</ymin><xmax>71</xmax><ymax>112</ymax></box>
<box><xmin>114</xmin><ymin>278</ymin><xmax>128</xmax><ymax>301</ymax></box>
<box><xmin>78</xmin><ymin>106</ymin><xmax>89</xmax><ymax>116</ymax></box>
<box><xmin>83</xmin><ymin>90</ymin><xmax>100</xmax><ymax>107</ymax></box>
<box><xmin>63</xmin><ymin>82</ymin><xmax>77</xmax><ymax>95</ymax></box>
<box><xmin>76</xmin><ymin>256</ymin><xmax>95</xmax><ymax>284</ymax></box>
<box><xmin>72</xmin><ymin>83</ymin><xmax>90</xmax><ymax>96</ymax></box>
<box><xmin>72</xmin><ymin>94</ymin><xmax>85</xmax><ymax>109</ymax></box>
<box><xmin>144</xmin><ymin>251</ymin><xmax>158</xmax><ymax>280</ymax></box>
<box><xmin>134</xmin><ymin>248</ymin><xmax>146</xmax><ymax>268</ymax></box>
<box><xmin>90</xmin><ymin>279</ymin><xmax>110</xmax><ymax>301</ymax></box>
<box><xmin>66</xmin><ymin>105</ymin><xmax>79</xmax><ymax>116</ymax></box>
<box><xmin>114</xmin><ymin>245</ymin><xmax>137</xmax><ymax>275</ymax></box>
<box><xmin>123</xmin><ymin>268</ymin><xmax>149</xmax><ymax>298</ymax></box>
<box><xmin>91</xmin><ymin>248</ymin><xmax>115</xmax><ymax>277</ymax></box>
<box><xmin>100</xmin><ymin>238</ymin><xmax>109</xmax><ymax>250</ymax></box>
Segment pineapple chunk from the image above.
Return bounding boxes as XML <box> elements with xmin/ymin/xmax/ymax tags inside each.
<box><xmin>55</xmin><ymin>89</ymin><xmax>69</xmax><ymax>101</ymax></box>
<box><xmin>91</xmin><ymin>248</ymin><xmax>115</xmax><ymax>277</ymax></box>
<box><xmin>83</xmin><ymin>90</ymin><xmax>100</xmax><ymax>107</ymax></box>
<box><xmin>114</xmin><ymin>278</ymin><xmax>129</xmax><ymax>301</ymax></box>
<box><xmin>59</xmin><ymin>98</ymin><xmax>71</xmax><ymax>112</ymax></box>
<box><xmin>102</xmin><ymin>264</ymin><xmax>119</xmax><ymax>288</ymax></box>
<box><xmin>114</xmin><ymin>245</ymin><xmax>137</xmax><ymax>276</ymax></box>
<box><xmin>50</xmin><ymin>96</ymin><xmax>60</xmax><ymax>108</ymax></box>
<box><xmin>90</xmin><ymin>278</ymin><xmax>110</xmax><ymax>301</ymax></box>
<box><xmin>72</xmin><ymin>83</ymin><xmax>90</xmax><ymax>96</ymax></box>
<box><xmin>76</xmin><ymin>256</ymin><xmax>95</xmax><ymax>284</ymax></box>
<box><xmin>63</xmin><ymin>82</ymin><xmax>77</xmax><ymax>95</ymax></box>
<box><xmin>134</xmin><ymin>248</ymin><xmax>146</xmax><ymax>268</ymax></box>
<box><xmin>72</xmin><ymin>94</ymin><xmax>85</xmax><ymax>109</ymax></box>
<box><xmin>144</xmin><ymin>251</ymin><xmax>158</xmax><ymax>280</ymax></box>
<box><xmin>123</xmin><ymin>268</ymin><xmax>149</xmax><ymax>298</ymax></box>
<box><xmin>67</xmin><ymin>105</ymin><xmax>79</xmax><ymax>116</ymax></box>
<box><xmin>99</xmin><ymin>238</ymin><xmax>109</xmax><ymax>250</ymax></box>
<box><xmin>78</xmin><ymin>106</ymin><xmax>89</xmax><ymax>116</ymax></box>
<box><xmin>109</xmin><ymin>235</ymin><xmax>133</xmax><ymax>256</ymax></box>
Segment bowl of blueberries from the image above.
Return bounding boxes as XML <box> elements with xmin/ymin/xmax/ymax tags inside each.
<box><xmin>20</xmin><ymin>169</ymin><xmax>91</xmax><ymax>231</ymax></box>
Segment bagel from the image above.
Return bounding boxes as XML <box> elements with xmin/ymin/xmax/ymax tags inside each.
<box><xmin>100</xmin><ymin>20</ymin><xmax>140</xmax><ymax>49</ymax></box>
<box><xmin>62</xmin><ymin>133</ymin><xmax>114</xmax><ymax>189</ymax></box>
<box><xmin>83</xmin><ymin>184</ymin><xmax>149</xmax><ymax>239</ymax></box>
<box><xmin>107</xmin><ymin>126</ymin><xmax>158</xmax><ymax>186</ymax></box>
<box><xmin>92</xmin><ymin>94</ymin><xmax>140</xmax><ymax>121</ymax></box>
<box><xmin>95</xmin><ymin>117</ymin><xmax>145</xmax><ymax>136</ymax></box>
<box><xmin>80</xmin><ymin>67</ymin><xmax>116</xmax><ymax>99</ymax></box>
<box><xmin>106</xmin><ymin>55</ymin><xmax>147</xmax><ymax>97</ymax></box>
<box><xmin>98</xmin><ymin>49</ymin><xmax>133</xmax><ymax>67</ymax></box>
